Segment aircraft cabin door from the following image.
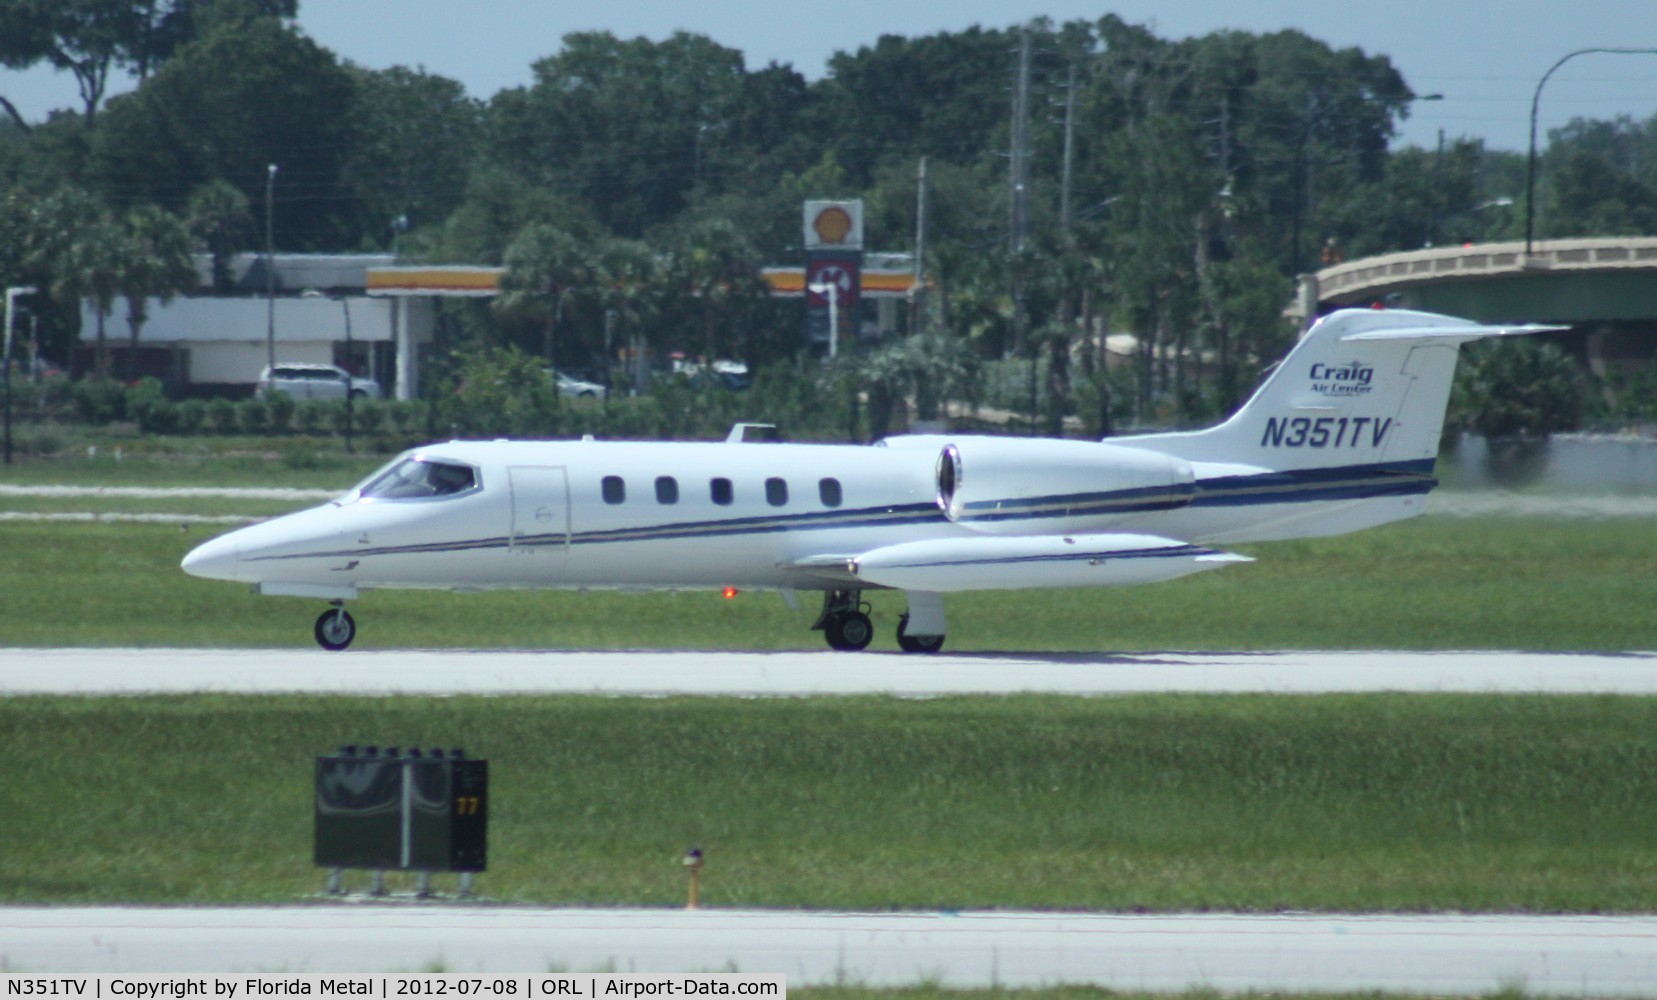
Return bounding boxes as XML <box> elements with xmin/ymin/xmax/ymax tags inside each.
<box><xmin>508</xmin><ymin>466</ymin><xmax>570</xmax><ymax>558</ymax></box>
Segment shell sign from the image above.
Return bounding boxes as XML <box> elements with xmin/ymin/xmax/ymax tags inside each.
<box><xmin>804</xmin><ymin>200</ymin><xmax>864</xmax><ymax>250</ymax></box>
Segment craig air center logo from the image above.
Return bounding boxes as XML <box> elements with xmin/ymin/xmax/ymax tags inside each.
<box><xmin>1309</xmin><ymin>360</ymin><xmax>1374</xmax><ymax>397</ymax></box>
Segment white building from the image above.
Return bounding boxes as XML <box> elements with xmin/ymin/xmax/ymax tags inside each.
<box><xmin>77</xmin><ymin>254</ymin><xmax>499</xmax><ymax>400</ymax></box>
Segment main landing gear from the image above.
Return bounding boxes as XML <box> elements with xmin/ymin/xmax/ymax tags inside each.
<box><xmin>814</xmin><ymin>589</ymin><xmax>874</xmax><ymax>651</ymax></box>
<box><xmin>813</xmin><ymin>590</ymin><xmax>947</xmax><ymax>653</ymax></box>
<box><xmin>897</xmin><ymin>613</ymin><xmax>946</xmax><ymax>654</ymax></box>
<box><xmin>314</xmin><ymin>602</ymin><xmax>357</xmax><ymax>651</ymax></box>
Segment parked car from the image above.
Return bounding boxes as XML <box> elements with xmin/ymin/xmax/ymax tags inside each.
<box><xmin>549</xmin><ymin>370</ymin><xmax>607</xmax><ymax>398</ymax></box>
<box><xmin>672</xmin><ymin>357</ymin><xmax>750</xmax><ymax>391</ymax></box>
<box><xmin>256</xmin><ymin>363</ymin><xmax>382</xmax><ymax>401</ymax></box>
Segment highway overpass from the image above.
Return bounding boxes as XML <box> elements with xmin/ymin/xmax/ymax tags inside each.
<box><xmin>1303</xmin><ymin>237</ymin><xmax>1657</xmax><ymax>322</ymax></box>
<box><xmin>1297</xmin><ymin>237</ymin><xmax>1657</xmax><ymax>371</ymax></box>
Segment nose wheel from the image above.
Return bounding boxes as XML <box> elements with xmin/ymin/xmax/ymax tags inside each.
<box><xmin>314</xmin><ymin>605</ymin><xmax>357</xmax><ymax>651</ymax></box>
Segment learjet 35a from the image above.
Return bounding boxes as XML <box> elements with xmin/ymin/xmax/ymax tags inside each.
<box><xmin>182</xmin><ymin>308</ymin><xmax>1555</xmax><ymax>652</ymax></box>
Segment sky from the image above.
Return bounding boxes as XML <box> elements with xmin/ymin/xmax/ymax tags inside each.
<box><xmin>3</xmin><ymin>0</ymin><xmax>1656</xmax><ymax>154</ymax></box>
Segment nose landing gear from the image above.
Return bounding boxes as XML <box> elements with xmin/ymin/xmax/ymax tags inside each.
<box><xmin>314</xmin><ymin>602</ymin><xmax>357</xmax><ymax>651</ymax></box>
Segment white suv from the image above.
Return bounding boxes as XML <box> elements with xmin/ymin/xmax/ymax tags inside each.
<box><xmin>256</xmin><ymin>363</ymin><xmax>382</xmax><ymax>400</ymax></box>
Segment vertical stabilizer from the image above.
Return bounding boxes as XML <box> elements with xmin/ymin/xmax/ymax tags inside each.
<box><xmin>1121</xmin><ymin>309</ymin><xmax>1557</xmax><ymax>470</ymax></box>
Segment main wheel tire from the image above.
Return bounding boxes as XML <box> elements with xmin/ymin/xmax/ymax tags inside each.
<box><xmin>314</xmin><ymin>608</ymin><xmax>357</xmax><ymax>651</ymax></box>
<box><xmin>897</xmin><ymin>613</ymin><xmax>945</xmax><ymax>654</ymax></box>
<box><xmin>824</xmin><ymin>610</ymin><xmax>874</xmax><ymax>652</ymax></box>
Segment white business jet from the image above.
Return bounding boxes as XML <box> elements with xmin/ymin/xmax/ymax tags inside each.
<box><xmin>182</xmin><ymin>308</ymin><xmax>1554</xmax><ymax>652</ymax></box>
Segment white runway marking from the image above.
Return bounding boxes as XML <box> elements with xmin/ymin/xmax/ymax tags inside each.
<box><xmin>0</xmin><ymin>511</ymin><xmax>254</xmax><ymax>524</ymax></box>
<box><xmin>3</xmin><ymin>907</ymin><xmax>1654</xmax><ymax>992</ymax></box>
<box><xmin>2</xmin><ymin>648</ymin><xmax>1655</xmax><ymax>696</ymax></box>
<box><xmin>0</xmin><ymin>485</ymin><xmax>336</xmax><ymax>501</ymax></box>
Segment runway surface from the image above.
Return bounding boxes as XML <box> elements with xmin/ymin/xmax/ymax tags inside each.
<box><xmin>3</xmin><ymin>647</ymin><xmax>1656</xmax><ymax>696</ymax></box>
<box><xmin>3</xmin><ymin>906</ymin><xmax>1654</xmax><ymax>993</ymax></box>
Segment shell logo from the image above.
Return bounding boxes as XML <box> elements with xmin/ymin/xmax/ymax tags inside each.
<box><xmin>812</xmin><ymin>207</ymin><xmax>855</xmax><ymax>245</ymax></box>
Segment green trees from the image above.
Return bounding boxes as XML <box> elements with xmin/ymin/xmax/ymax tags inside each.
<box><xmin>88</xmin><ymin>15</ymin><xmax>356</xmax><ymax>247</ymax></box>
<box><xmin>116</xmin><ymin>202</ymin><xmax>196</xmax><ymax>379</ymax></box>
<box><xmin>487</xmin><ymin>31</ymin><xmax>754</xmax><ymax>237</ymax></box>
<box><xmin>5</xmin><ymin>12</ymin><xmax>1652</xmax><ymax>438</ymax></box>
<box><xmin>0</xmin><ymin>0</ymin><xmax>295</xmax><ymax>130</ymax></box>
<box><xmin>183</xmin><ymin>178</ymin><xmax>252</xmax><ymax>292</ymax></box>
<box><xmin>497</xmin><ymin>224</ymin><xmax>591</xmax><ymax>372</ymax></box>
<box><xmin>1452</xmin><ymin>338</ymin><xmax>1586</xmax><ymax>439</ymax></box>
<box><xmin>345</xmin><ymin>65</ymin><xmax>481</xmax><ymax>244</ymax></box>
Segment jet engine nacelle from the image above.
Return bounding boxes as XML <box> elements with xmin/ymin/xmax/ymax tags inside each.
<box><xmin>934</xmin><ymin>436</ymin><xmax>1195</xmax><ymax>535</ymax></box>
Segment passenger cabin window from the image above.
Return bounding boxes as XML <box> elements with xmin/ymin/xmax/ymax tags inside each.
<box><xmin>655</xmin><ymin>476</ymin><xmax>679</xmax><ymax>504</ymax></box>
<box><xmin>765</xmin><ymin>477</ymin><xmax>788</xmax><ymax>506</ymax></box>
<box><xmin>710</xmin><ymin>478</ymin><xmax>733</xmax><ymax>506</ymax></box>
<box><xmin>359</xmin><ymin>458</ymin><xmax>476</xmax><ymax>500</ymax></box>
<box><xmin>819</xmin><ymin>477</ymin><xmax>843</xmax><ymax>507</ymax></box>
<box><xmin>602</xmin><ymin>476</ymin><xmax>626</xmax><ymax>504</ymax></box>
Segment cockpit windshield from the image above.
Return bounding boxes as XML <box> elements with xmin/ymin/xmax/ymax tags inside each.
<box><xmin>355</xmin><ymin>457</ymin><xmax>478</xmax><ymax>500</ymax></box>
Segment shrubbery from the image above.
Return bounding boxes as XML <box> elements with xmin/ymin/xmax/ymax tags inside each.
<box><xmin>6</xmin><ymin>336</ymin><xmax>1624</xmax><ymax>449</ymax></box>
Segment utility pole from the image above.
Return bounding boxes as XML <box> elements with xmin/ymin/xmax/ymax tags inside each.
<box><xmin>1009</xmin><ymin>28</ymin><xmax>1032</xmax><ymax>359</ymax></box>
<box><xmin>1060</xmin><ymin>61</ymin><xmax>1077</xmax><ymax>239</ymax></box>
<box><xmin>912</xmin><ymin>156</ymin><xmax>928</xmax><ymax>334</ymax></box>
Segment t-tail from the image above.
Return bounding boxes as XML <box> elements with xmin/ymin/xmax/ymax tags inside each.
<box><xmin>1120</xmin><ymin>308</ymin><xmax>1562</xmax><ymax>543</ymax></box>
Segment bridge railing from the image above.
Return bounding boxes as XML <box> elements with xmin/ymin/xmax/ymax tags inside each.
<box><xmin>1314</xmin><ymin>237</ymin><xmax>1657</xmax><ymax>307</ymax></box>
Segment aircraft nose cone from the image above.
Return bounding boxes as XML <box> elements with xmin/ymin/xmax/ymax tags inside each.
<box><xmin>181</xmin><ymin>533</ymin><xmax>242</xmax><ymax>580</ymax></box>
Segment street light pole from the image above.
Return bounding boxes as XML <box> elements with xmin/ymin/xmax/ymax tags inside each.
<box><xmin>4</xmin><ymin>285</ymin><xmax>37</xmax><ymax>467</ymax></box>
<box><xmin>341</xmin><ymin>297</ymin><xmax>354</xmax><ymax>455</ymax></box>
<box><xmin>1526</xmin><ymin>48</ymin><xmax>1657</xmax><ymax>256</ymax></box>
<box><xmin>807</xmin><ymin>281</ymin><xmax>840</xmax><ymax>360</ymax></box>
<box><xmin>265</xmin><ymin>163</ymin><xmax>278</xmax><ymax>371</ymax></box>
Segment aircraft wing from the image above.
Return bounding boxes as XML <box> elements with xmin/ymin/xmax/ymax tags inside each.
<box><xmin>784</xmin><ymin>533</ymin><xmax>1249</xmax><ymax>593</ymax></box>
<box><xmin>780</xmin><ymin>553</ymin><xmax>865</xmax><ymax>586</ymax></box>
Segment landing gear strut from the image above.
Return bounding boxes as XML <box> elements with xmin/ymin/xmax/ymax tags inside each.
<box><xmin>314</xmin><ymin>602</ymin><xmax>356</xmax><ymax>651</ymax></box>
<box><xmin>813</xmin><ymin>589</ymin><xmax>873</xmax><ymax>652</ymax></box>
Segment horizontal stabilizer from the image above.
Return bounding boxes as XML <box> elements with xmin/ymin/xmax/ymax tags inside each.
<box><xmin>849</xmin><ymin>533</ymin><xmax>1249</xmax><ymax>592</ymax></box>
<box><xmin>1341</xmin><ymin>322</ymin><xmax>1566</xmax><ymax>343</ymax></box>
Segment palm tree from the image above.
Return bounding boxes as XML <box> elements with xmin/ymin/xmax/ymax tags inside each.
<box><xmin>669</xmin><ymin>220</ymin><xmax>766</xmax><ymax>364</ymax></box>
<box><xmin>184</xmin><ymin>179</ymin><xmax>253</xmax><ymax>293</ymax></box>
<box><xmin>16</xmin><ymin>187</ymin><xmax>108</xmax><ymax>375</ymax></box>
<box><xmin>120</xmin><ymin>204</ymin><xmax>199</xmax><ymax>381</ymax></box>
<box><xmin>594</xmin><ymin>237</ymin><xmax>659</xmax><ymax>394</ymax></box>
<box><xmin>497</xmin><ymin>224</ymin><xmax>592</xmax><ymax>383</ymax></box>
<box><xmin>55</xmin><ymin>220</ymin><xmax>126</xmax><ymax>380</ymax></box>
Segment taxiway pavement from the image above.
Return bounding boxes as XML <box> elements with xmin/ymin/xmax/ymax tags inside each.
<box><xmin>2</xmin><ymin>647</ymin><xmax>1655</xmax><ymax>696</ymax></box>
<box><xmin>4</xmin><ymin>907</ymin><xmax>1655</xmax><ymax>993</ymax></box>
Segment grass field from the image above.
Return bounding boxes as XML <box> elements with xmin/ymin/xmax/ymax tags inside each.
<box><xmin>3</xmin><ymin>442</ymin><xmax>1656</xmax><ymax>948</ymax></box>
<box><xmin>6</xmin><ymin>429</ymin><xmax>1656</xmax><ymax>650</ymax></box>
<box><xmin>0</xmin><ymin>514</ymin><xmax>1651</xmax><ymax>650</ymax></box>
<box><xmin>3</xmin><ymin>692</ymin><xmax>1655</xmax><ymax>911</ymax></box>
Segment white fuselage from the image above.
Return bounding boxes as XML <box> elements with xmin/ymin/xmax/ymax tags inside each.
<box><xmin>185</xmin><ymin>439</ymin><xmax>947</xmax><ymax>595</ymax></box>
<box><xmin>181</xmin><ymin>433</ymin><xmax>1423</xmax><ymax>598</ymax></box>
